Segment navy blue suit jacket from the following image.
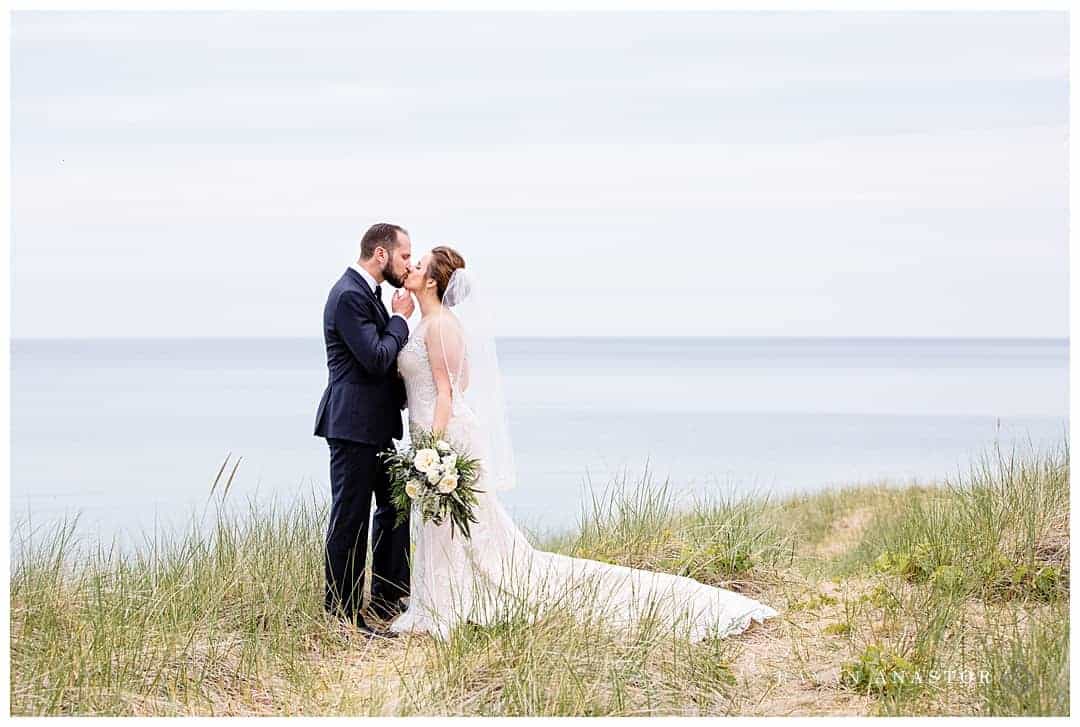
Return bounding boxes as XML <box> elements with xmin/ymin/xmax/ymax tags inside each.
<box><xmin>314</xmin><ymin>268</ymin><xmax>409</xmax><ymax>445</ymax></box>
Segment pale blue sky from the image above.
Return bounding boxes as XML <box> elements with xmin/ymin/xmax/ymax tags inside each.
<box><xmin>11</xmin><ymin>11</ymin><xmax>1069</xmax><ymax>337</ymax></box>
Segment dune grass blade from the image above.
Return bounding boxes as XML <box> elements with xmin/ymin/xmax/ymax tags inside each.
<box><xmin>9</xmin><ymin>439</ymin><xmax>1069</xmax><ymax>715</ymax></box>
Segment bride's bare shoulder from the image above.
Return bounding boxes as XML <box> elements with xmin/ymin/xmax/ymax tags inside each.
<box><xmin>421</xmin><ymin>310</ymin><xmax>464</xmax><ymax>335</ymax></box>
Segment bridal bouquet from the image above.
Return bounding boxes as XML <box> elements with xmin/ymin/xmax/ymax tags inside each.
<box><xmin>382</xmin><ymin>430</ymin><xmax>484</xmax><ymax>540</ymax></box>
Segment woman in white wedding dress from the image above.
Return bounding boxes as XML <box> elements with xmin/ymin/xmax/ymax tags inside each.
<box><xmin>389</xmin><ymin>247</ymin><xmax>779</xmax><ymax>642</ymax></box>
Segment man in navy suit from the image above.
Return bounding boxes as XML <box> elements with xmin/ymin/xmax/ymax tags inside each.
<box><xmin>315</xmin><ymin>222</ymin><xmax>415</xmax><ymax>637</ymax></box>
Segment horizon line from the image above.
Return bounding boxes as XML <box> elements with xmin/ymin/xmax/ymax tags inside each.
<box><xmin>9</xmin><ymin>334</ymin><xmax>1071</xmax><ymax>342</ymax></box>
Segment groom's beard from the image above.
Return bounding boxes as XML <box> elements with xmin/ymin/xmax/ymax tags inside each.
<box><xmin>382</xmin><ymin>260</ymin><xmax>405</xmax><ymax>288</ymax></box>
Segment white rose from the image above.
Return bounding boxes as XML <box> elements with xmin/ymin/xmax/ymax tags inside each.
<box><xmin>404</xmin><ymin>480</ymin><xmax>422</xmax><ymax>498</ymax></box>
<box><xmin>435</xmin><ymin>439</ymin><xmax>451</xmax><ymax>453</ymax></box>
<box><xmin>437</xmin><ymin>474</ymin><xmax>459</xmax><ymax>494</ymax></box>
<box><xmin>426</xmin><ymin>466</ymin><xmax>443</xmax><ymax>485</ymax></box>
<box><xmin>412</xmin><ymin>448</ymin><xmax>439</xmax><ymax>474</ymax></box>
<box><xmin>441</xmin><ymin>454</ymin><xmax>456</xmax><ymax>470</ymax></box>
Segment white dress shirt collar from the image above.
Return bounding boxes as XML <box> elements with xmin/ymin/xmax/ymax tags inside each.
<box><xmin>349</xmin><ymin>262</ymin><xmax>378</xmax><ymax>294</ymax></box>
<box><xmin>348</xmin><ymin>262</ymin><xmax>406</xmax><ymax>323</ymax></box>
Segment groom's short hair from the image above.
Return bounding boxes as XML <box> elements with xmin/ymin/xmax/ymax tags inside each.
<box><xmin>360</xmin><ymin>223</ymin><xmax>408</xmax><ymax>259</ymax></box>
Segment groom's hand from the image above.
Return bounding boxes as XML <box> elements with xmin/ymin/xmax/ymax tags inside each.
<box><xmin>392</xmin><ymin>289</ymin><xmax>415</xmax><ymax>318</ymax></box>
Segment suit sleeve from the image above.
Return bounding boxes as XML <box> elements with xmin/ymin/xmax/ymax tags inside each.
<box><xmin>335</xmin><ymin>291</ymin><xmax>410</xmax><ymax>376</ymax></box>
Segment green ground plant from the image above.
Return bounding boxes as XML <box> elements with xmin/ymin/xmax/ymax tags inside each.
<box><xmin>10</xmin><ymin>441</ymin><xmax>1069</xmax><ymax>716</ymax></box>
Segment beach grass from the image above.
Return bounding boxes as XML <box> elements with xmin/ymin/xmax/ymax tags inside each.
<box><xmin>9</xmin><ymin>440</ymin><xmax>1069</xmax><ymax>716</ymax></box>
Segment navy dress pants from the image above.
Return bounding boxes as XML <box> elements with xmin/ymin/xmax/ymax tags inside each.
<box><xmin>324</xmin><ymin>438</ymin><xmax>410</xmax><ymax>623</ymax></box>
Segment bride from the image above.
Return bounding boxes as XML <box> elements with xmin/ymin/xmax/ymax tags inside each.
<box><xmin>389</xmin><ymin>246</ymin><xmax>779</xmax><ymax>642</ymax></box>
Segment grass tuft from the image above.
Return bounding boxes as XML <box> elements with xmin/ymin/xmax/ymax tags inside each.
<box><xmin>10</xmin><ymin>439</ymin><xmax>1069</xmax><ymax>715</ymax></box>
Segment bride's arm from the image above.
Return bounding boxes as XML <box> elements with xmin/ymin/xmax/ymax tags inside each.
<box><xmin>425</xmin><ymin>319</ymin><xmax>454</xmax><ymax>435</ymax></box>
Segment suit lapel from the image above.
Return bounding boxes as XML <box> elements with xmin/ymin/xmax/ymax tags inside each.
<box><xmin>345</xmin><ymin>268</ymin><xmax>389</xmax><ymax>323</ymax></box>
<box><xmin>370</xmin><ymin>288</ymin><xmax>389</xmax><ymax>324</ymax></box>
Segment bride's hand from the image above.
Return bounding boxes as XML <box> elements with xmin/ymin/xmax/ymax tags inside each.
<box><xmin>392</xmin><ymin>289</ymin><xmax>415</xmax><ymax>318</ymax></box>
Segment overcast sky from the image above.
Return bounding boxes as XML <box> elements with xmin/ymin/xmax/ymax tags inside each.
<box><xmin>11</xmin><ymin>11</ymin><xmax>1068</xmax><ymax>338</ymax></box>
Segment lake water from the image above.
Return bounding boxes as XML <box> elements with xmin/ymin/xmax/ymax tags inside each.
<box><xmin>10</xmin><ymin>337</ymin><xmax>1069</xmax><ymax>551</ymax></box>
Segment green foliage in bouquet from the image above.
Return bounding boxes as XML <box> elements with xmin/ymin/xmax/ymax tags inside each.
<box><xmin>381</xmin><ymin>430</ymin><xmax>484</xmax><ymax>540</ymax></box>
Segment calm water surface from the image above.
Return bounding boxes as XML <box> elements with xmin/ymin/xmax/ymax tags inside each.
<box><xmin>10</xmin><ymin>337</ymin><xmax>1069</xmax><ymax>550</ymax></box>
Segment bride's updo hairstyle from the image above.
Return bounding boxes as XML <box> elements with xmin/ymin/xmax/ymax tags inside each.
<box><xmin>428</xmin><ymin>246</ymin><xmax>466</xmax><ymax>304</ymax></box>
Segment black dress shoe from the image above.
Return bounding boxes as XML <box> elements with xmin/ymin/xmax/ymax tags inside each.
<box><xmin>367</xmin><ymin>598</ymin><xmax>405</xmax><ymax>622</ymax></box>
<box><xmin>355</xmin><ymin>623</ymin><xmax>398</xmax><ymax>640</ymax></box>
<box><xmin>327</xmin><ymin>610</ymin><xmax>393</xmax><ymax>637</ymax></box>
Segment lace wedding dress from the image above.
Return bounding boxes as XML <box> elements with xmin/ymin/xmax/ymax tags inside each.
<box><xmin>388</xmin><ymin>315</ymin><xmax>779</xmax><ymax>643</ymax></box>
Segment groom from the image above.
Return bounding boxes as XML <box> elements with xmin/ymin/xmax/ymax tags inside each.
<box><xmin>314</xmin><ymin>222</ymin><xmax>415</xmax><ymax>637</ymax></box>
